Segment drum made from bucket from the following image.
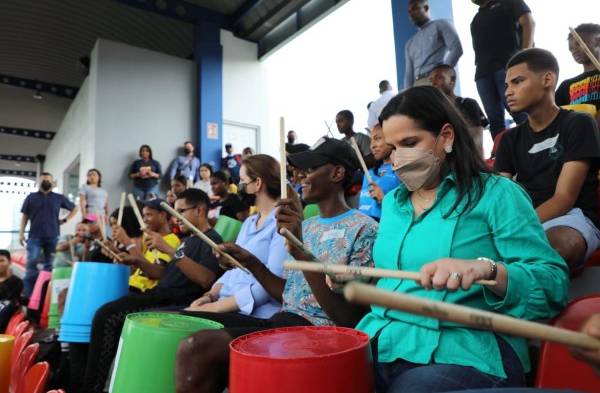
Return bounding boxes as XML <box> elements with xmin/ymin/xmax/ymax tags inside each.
<box><xmin>59</xmin><ymin>262</ymin><xmax>129</xmax><ymax>343</ymax></box>
<box><xmin>0</xmin><ymin>334</ymin><xmax>14</xmax><ymax>393</ymax></box>
<box><xmin>109</xmin><ymin>312</ymin><xmax>223</xmax><ymax>393</ymax></box>
<box><xmin>48</xmin><ymin>267</ymin><xmax>73</xmax><ymax>329</ymax></box>
<box><xmin>229</xmin><ymin>326</ymin><xmax>374</xmax><ymax>393</ymax></box>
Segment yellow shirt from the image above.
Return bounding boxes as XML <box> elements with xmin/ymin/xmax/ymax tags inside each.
<box><xmin>129</xmin><ymin>233</ymin><xmax>181</xmax><ymax>292</ymax></box>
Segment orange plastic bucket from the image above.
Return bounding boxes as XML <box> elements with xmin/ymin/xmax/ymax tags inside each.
<box><xmin>229</xmin><ymin>326</ymin><xmax>374</xmax><ymax>393</ymax></box>
<box><xmin>0</xmin><ymin>335</ymin><xmax>14</xmax><ymax>393</ymax></box>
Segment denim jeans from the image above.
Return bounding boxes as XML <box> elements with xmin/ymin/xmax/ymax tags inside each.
<box><xmin>375</xmin><ymin>336</ymin><xmax>525</xmax><ymax>393</ymax></box>
<box><xmin>24</xmin><ymin>236</ymin><xmax>58</xmax><ymax>297</ymax></box>
<box><xmin>476</xmin><ymin>69</ymin><xmax>528</xmax><ymax>139</ymax></box>
<box><xmin>132</xmin><ymin>185</ymin><xmax>160</xmax><ymax>201</ymax></box>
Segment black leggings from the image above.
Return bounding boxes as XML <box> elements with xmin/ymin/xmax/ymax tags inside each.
<box><xmin>76</xmin><ymin>291</ymin><xmax>195</xmax><ymax>393</ymax></box>
<box><xmin>180</xmin><ymin>310</ymin><xmax>313</xmax><ymax>339</ymax></box>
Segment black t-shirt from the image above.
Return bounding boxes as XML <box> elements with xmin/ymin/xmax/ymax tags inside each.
<box><xmin>154</xmin><ymin>231</ymin><xmax>223</xmax><ymax>297</ymax></box>
<box><xmin>456</xmin><ymin>96</ymin><xmax>489</xmax><ymax>128</ymax></box>
<box><xmin>0</xmin><ymin>276</ymin><xmax>23</xmax><ymax>302</ymax></box>
<box><xmin>470</xmin><ymin>0</ymin><xmax>531</xmax><ymax>79</ymax></box>
<box><xmin>556</xmin><ymin>70</ymin><xmax>600</xmax><ymax>110</ymax></box>
<box><xmin>211</xmin><ymin>194</ymin><xmax>248</xmax><ymax>220</ymax></box>
<box><xmin>495</xmin><ymin>110</ymin><xmax>600</xmax><ymax>226</ymax></box>
<box><xmin>129</xmin><ymin>159</ymin><xmax>162</xmax><ymax>190</ymax></box>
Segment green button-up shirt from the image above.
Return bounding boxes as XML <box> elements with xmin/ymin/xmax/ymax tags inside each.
<box><xmin>356</xmin><ymin>173</ymin><xmax>569</xmax><ymax>378</ymax></box>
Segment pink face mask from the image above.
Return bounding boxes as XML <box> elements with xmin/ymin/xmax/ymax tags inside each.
<box><xmin>391</xmin><ymin>146</ymin><xmax>441</xmax><ymax>191</ymax></box>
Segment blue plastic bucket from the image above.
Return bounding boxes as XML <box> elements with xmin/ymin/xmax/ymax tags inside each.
<box><xmin>59</xmin><ymin>262</ymin><xmax>129</xmax><ymax>343</ymax></box>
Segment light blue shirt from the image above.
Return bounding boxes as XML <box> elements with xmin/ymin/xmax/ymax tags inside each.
<box><xmin>217</xmin><ymin>209</ymin><xmax>287</xmax><ymax>318</ymax></box>
<box><xmin>358</xmin><ymin>163</ymin><xmax>401</xmax><ymax>219</ymax></box>
<box><xmin>170</xmin><ymin>155</ymin><xmax>201</xmax><ymax>182</ymax></box>
<box><xmin>404</xmin><ymin>19</ymin><xmax>463</xmax><ymax>88</ymax></box>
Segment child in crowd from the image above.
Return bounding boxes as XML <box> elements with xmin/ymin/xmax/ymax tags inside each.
<box><xmin>209</xmin><ymin>171</ymin><xmax>249</xmax><ymax>223</ymax></box>
<box><xmin>171</xmin><ymin>174</ymin><xmax>189</xmax><ymax>198</ymax></box>
<box><xmin>53</xmin><ymin>222</ymin><xmax>89</xmax><ymax>267</ymax></box>
<box><xmin>358</xmin><ymin>124</ymin><xmax>401</xmax><ymax>221</ymax></box>
<box><xmin>0</xmin><ymin>249</ymin><xmax>22</xmax><ymax>302</ymax></box>
<box><xmin>555</xmin><ymin>23</ymin><xmax>600</xmax><ymax>126</ymax></box>
<box><xmin>496</xmin><ymin>48</ymin><xmax>600</xmax><ymax>271</ymax></box>
<box><xmin>112</xmin><ymin>199</ymin><xmax>181</xmax><ymax>292</ymax></box>
<box><xmin>193</xmin><ymin>163</ymin><xmax>213</xmax><ymax>197</ymax></box>
<box><xmin>175</xmin><ymin>138</ymin><xmax>378</xmax><ymax>393</ymax></box>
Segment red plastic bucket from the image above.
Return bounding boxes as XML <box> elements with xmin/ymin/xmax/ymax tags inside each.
<box><xmin>229</xmin><ymin>326</ymin><xmax>374</xmax><ymax>393</ymax></box>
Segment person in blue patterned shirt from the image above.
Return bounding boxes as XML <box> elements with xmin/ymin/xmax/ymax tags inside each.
<box><xmin>175</xmin><ymin>138</ymin><xmax>378</xmax><ymax>393</ymax></box>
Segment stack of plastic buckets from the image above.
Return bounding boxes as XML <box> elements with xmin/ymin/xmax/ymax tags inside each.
<box><xmin>59</xmin><ymin>262</ymin><xmax>129</xmax><ymax>343</ymax></box>
<box><xmin>27</xmin><ymin>270</ymin><xmax>52</xmax><ymax>311</ymax></box>
<box><xmin>48</xmin><ymin>266</ymin><xmax>73</xmax><ymax>330</ymax></box>
<box><xmin>229</xmin><ymin>326</ymin><xmax>374</xmax><ymax>393</ymax></box>
<box><xmin>0</xmin><ymin>335</ymin><xmax>14</xmax><ymax>393</ymax></box>
<box><xmin>109</xmin><ymin>312</ymin><xmax>223</xmax><ymax>393</ymax></box>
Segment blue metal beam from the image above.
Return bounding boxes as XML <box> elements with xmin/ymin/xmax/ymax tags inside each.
<box><xmin>0</xmin><ymin>125</ymin><xmax>55</xmax><ymax>140</ymax></box>
<box><xmin>0</xmin><ymin>74</ymin><xmax>78</xmax><ymax>99</ymax></box>
<box><xmin>194</xmin><ymin>21</ymin><xmax>223</xmax><ymax>170</ymax></box>
<box><xmin>0</xmin><ymin>154</ymin><xmax>37</xmax><ymax>163</ymax></box>
<box><xmin>113</xmin><ymin>0</ymin><xmax>231</xmax><ymax>28</ymax></box>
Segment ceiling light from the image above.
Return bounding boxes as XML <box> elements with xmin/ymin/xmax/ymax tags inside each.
<box><xmin>33</xmin><ymin>91</ymin><xmax>43</xmax><ymax>100</ymax></box>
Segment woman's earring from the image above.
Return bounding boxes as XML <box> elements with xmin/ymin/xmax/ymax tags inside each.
<box><xmin>444</xmin><ymin>145</ymin><xmax>453</xmax><ymax>154</ymax></box>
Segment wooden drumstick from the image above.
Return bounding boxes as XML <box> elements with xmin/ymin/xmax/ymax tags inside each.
<box><xmin>98</xmin><ymin>215</ymin><xmax>108</xmax><ymax>242</ymax></box>
<box><xmin>279</xmin><ymin>229</ymin><xmax>317</xmax><ymax>261</ymax></box>
<box><xmin>127</xmin><ymin>194</ymin><xmax>146</xmax><ymax>230</ymax></box>
<box><xmin>159</xmin><ymin>202</ymin><xmax>250</xmax><ymax>273</ymax></box>
<box><xmin>117</xmin><ymin>192</ymin><xmax>126</xmax><ymax>226</ymax></box>
<box><xmin>93</xmin><ymin>239</ymin><xmax>122</xmax><ymax>262</ymax></box>
<box><xmin>344</xmin><ymin>282</ymin><xmax>600</xmax><ymax>350</ymax></box>
<box><xmin>280</xmin><ymin>117</ymin><xmax>288</xmax><ymax>199</ymax></box>
<box><xmin>286</xmin><ymin>261</ymin><xmax>497</xmax><ymax>286</ymax></box>
<box><xmin>570</xmin><ymin>27</ymin><xmax>600</xmax><ymax>73</ymax></box>
<box><xmin>350</xmin><ymin>137</ymin><xmax>373</xmax><ymax>183</ymax></box>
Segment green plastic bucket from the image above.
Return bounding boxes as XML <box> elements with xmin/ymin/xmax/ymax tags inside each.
<box><xmin>48</xmin><ymin>267</ymin><xmax>73</xmax><ymax>329</ymax></box>
<box><xmin>109</xmin><ymin>312</ymin><xmax>223</xmax><ymax>393</ymax></box>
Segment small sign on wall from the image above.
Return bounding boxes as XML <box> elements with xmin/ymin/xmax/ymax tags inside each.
<box><xmin>207</xmin><ymin>122</ymin><xmax>219</xmax><ymax>140</ymax></box>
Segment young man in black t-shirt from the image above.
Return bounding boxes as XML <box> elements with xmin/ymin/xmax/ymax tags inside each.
<box><xmin>75</xmin><ymin>189</ymin><xmax>223</xmax><ymax>392</ymax></box>
<box><xmin>555</xmin><ymin>23</ymin><xmax>600</xmax><ymax>127</ymax></box>
<box><xmin>470</xmin><ymin>0</ymin><xmax>534</xmax><ymax>138</ymax></box>
<box><xmin>496</xmin><ymin>48</ymin><xmax>600</xmax><ymax>271</ymax></box>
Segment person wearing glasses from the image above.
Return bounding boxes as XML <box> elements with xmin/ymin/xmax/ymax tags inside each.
<box><xmin>72</xmin><ymin>189</ymin><xmax>224</xmax><ymax>393</ymax></box>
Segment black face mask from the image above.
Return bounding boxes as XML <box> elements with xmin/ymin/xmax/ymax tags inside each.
<box><xmin>41</xmin><ymin>180</ymin><xmax>52</xmax><ymax>191</ymax></box>
<box><xmin>238</xmin><ymin>181</ymin><xmax>257</xmax><ymax>205</ymax></box>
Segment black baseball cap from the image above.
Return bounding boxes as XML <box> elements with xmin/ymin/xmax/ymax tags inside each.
<box><xmin>140</xmin><ymin>198</ymin><xmax>169</xmax><ymax>215</ymax></box>
<box><xmin>287</xmin><ymin>137</ymin><xmax>359</xmax><ymax>172</ymax></box>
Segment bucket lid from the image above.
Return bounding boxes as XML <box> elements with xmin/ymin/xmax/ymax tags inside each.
<box><xmin>230</xmin><ymin>326</ymin><xmax>369</xmax><ymax>360</ymax></box>
<box><xmin>125</xmin><ymin>312</ymin><xmax>223</xmax><ymax>333</ymax></box>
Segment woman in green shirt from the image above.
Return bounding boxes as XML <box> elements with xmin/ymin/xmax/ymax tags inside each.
<box><xmin>356</xmin><ymin>86</ymin><xmax>569</xmax><ymax>392</ymax></box>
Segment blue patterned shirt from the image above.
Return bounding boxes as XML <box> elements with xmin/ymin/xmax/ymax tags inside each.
<box><xmin>282</xmin><ymin>210</ymin><xmax>378</xmax><ymax>326</ymax></box>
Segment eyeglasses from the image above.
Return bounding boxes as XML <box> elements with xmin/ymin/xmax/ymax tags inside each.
<box><xmin>176</xmin><ymin>205</ymin><xmax>198</xmax><ymax>214</ymax></box>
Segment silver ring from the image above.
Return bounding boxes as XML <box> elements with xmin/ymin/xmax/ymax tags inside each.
<box><xmin>449</xmin><ymin>272</ymin><xmax>462</xmax><ymax>281</ymax></box>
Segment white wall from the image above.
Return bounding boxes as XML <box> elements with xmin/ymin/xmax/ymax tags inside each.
<box><xmin>44</xmin><ymin>79</ymin><xmax>93</xmax><ymax>192</ymax></box>
<box><xmin>92</xmin><ymin>39</ymin><xmax>197</xmax><ymax>210</ymax></box>
<box><xmin>221</xmin><ymin>30</ymin><xmax>272</xmax><ymax>156</ymax></box>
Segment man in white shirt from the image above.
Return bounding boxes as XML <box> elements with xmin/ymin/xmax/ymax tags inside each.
<box><xmin>367</xmin><ymin>80</ymin><xmax>395</xmax><ymax>130</ymax></box>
